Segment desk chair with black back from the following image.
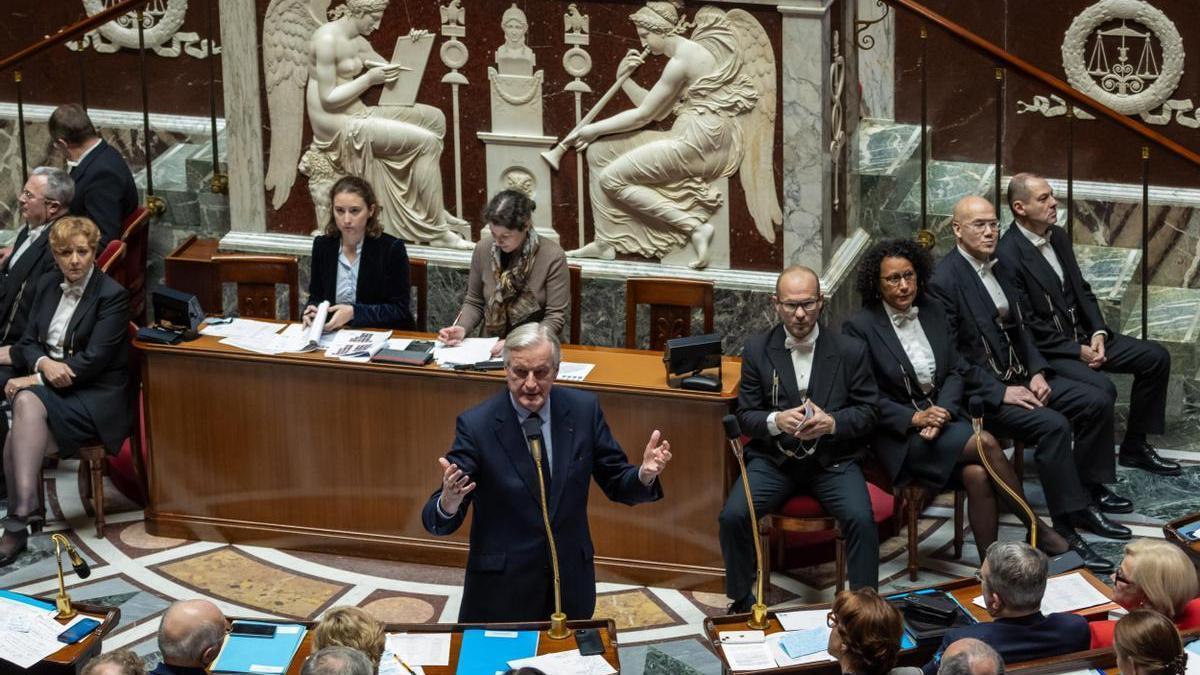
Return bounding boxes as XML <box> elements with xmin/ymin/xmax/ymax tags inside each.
<box><xmin>625</xmin><ymin>277</ymin><xmax>714</xmax><ymax>350</ymax></box>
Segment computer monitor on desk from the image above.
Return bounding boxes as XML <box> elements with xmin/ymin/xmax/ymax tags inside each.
<box><xmin>664</xmin><ymin>333</ymin><xmax>722</xmax><ymax>392</ymax></box>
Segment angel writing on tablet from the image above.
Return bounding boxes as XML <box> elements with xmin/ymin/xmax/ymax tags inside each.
<box><xmin>564</xmin><ymin>1</ymin><xmax>781</xmax><ymax>269</ymax></box>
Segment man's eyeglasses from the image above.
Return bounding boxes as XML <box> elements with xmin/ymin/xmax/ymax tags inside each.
<box><xmin>777</xmin><ymin>298</ymin><xmax>820</xmax><ymax>314</ymax></box>
<box><xmin>962</xmin><ymin>219</ymin><xmax>1000</xmax><ymax>232</ymax></box>
<box><xmin>880</xmin><ymin>270</ymin><xmax>917</xmax><ymax>287</ymax></box>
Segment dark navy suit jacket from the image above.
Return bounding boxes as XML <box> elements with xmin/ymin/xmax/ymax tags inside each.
<box><xmin>68</xmin><ymin>139</ymin><xmax>138</xmax><ymax>248</ymax></box>
<box><xmin>922</xmin><ymin>611</ymin><xmax>1090</xmax><ymax>674</ymax></box>
<box><xmin>307</xmin><ymin>233</ymin><xmax>414</xmax><ymax>329</ymax></box>
<box><xmin>0</xmin><ymin>223</ymin><xmax>57</xmax><ymax>345</ymax></box>
<box><xmin>421</xmin><ymin>386</ymin><xmax>662</xmax><ymax>623</ymax></box>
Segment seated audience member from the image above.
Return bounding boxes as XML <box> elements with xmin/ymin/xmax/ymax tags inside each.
<box><xmin>150</xmin><ymin>599</ymin><xmax>226</xmax><ymax>675</ymax></box>
<box><xmin>82</xmin><ymin>650</ymin><xmax>147</xmax><ymax>675</ymax></box>
<box><xmin>437</xmin><ymin>189</ymin><xmax>568</xmax><ymax>356</ymax></box>
<box><xmin>1090</xmin><ymin>538</ymin><xmax>1200</xmax><ymax>648</ymax></box>
<box><xmin>844</xmin><ymin>239</ymin><xmax>1023</xmax><ymax>559</ymax></box>
<box><xmin>923</xmin><ymin>541</ymin><xmax>1089</xmax><ymax>674</ymax></box>
<box><xmin>303</xmin><ymin>176</ymin><xmax>414</xmax><ymax>330</ymax></box>
<box><xmin>937</xmin><ymin>638</ymin><xmax>1004</xmax><ymax>675</ymax></box>
<box><xmin>313</xmin><ymin>606</ymin><xmax>385</xmax><ymax>667</ymax></box>
<box><xmin>1114</xmin><ymin>609</ymin><xmax>1188</xmax><ymax>675</ymax></box>
<box><xmin>48</xmin><ymin>104</ymin><xmax>138</xmax><ymax>248</ymax></box>
<box><xmin>828</xmin><ymin>587</ymin><xmax>922</xmax><ymax>675</ymax></box>
<box><xmin>301</xmin><ymin>646</ymin><xmax>373</xmax><ymax>675</ymax></box>
<box><xmin>0</xmin><ymin>216</ymin><xmax>130</xmax><ymax>566</ymax></box>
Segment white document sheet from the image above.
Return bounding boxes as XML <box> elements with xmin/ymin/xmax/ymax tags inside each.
<box><xmin>722</xmin><ymin>641</ymin><xmax>777</xmax><ymax>671</ymax></box>
<box><xmin>324</xmin><ymin>330</ymin><xmax>391</xmax><ymax>362</ymax></box>
<box><xmin>972</xmin><ymin>571</ymin><xmax>1110</xmax><ymax>615</ymax></box>
<box><xmin>433</xmin><ymin>337</ymin><xmax>498</xmax><ymax>366</ymax></box>
<box><xmin>776</xmin><ymin>609</ymin><xmax>830</xmax><ymax>632</ymax></box>
<box><xmin>384</xmin><ymin>633</ymin><xmax>451</xmax><ymax>666</ymax></box>
<box><xmin>556</xmin><ymin>362</ymin><xmax>595</xmax><ymax>382</ymax></box>
<box><xmin>766</xmin><ymin>631</ymin><xmax>835</xmax><ymax>668</ymax></box>
<box><xmin>507</xmin><ymin>649</ymin><xmax>616</xmax><ymax>675</ymax></box>
<box><xmin>0</xmin><ymin>612</ymin><xmax>87</xmax><ymax>669</ymax></box>
<box><xmin>200</xmin><ymin>318</ymin><xmax>282</xmax><ymax>339</ymax></box>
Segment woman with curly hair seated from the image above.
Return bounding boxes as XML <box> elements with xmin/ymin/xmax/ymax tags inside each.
<box><xmin>828</xmin><ymin>588</ymin><xmax>921</xmax><ymax>675</ymax></box>
<box><xmin>1114</xmin><ymin>609</ymin><xmax>1188</xmax><ymax>675</ymax></box>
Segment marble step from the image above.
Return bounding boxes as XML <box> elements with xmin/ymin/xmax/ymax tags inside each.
<box><xmin>863</xmin><ymin>159</ymin><xmax>996</xmax><ymax>252</ymax></box>
<box><xmin>184</xmin><ymin>128</ymin><xmax>227</xmax><ymax>193</ymax></box>
<box><xmin>1075</xmin><ymin>243</ymin><xmax>1142</xmax><ymax>328</ymax></box>
<box><xmin>1120</xmin><ymin>285</ymin><xmax>1200</xmax><ymax>377</ymax></box>
<box><xmin>856</xmin><ymin>119</ymin><xmax>924</xmax><ymax>177</ymax></box>
<box><xmin>134</xmin><ymin>141</ymin><xmax>211</xmax><ymax>228</ymax></box>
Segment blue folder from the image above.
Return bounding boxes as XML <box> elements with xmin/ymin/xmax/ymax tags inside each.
<box><xmin>0</xmin><ymin>590</ymin><xmax>55</xmax><ymax>611</ymax></box>
<box><xmin>211</xmin><ymin>622</ymin><xmax>307</xmax><ymax>674</ymax></box>
<box><xmin>455</xmin><ymin>629</ymin><xmax>540</xmax><ymax>675</ymax></box>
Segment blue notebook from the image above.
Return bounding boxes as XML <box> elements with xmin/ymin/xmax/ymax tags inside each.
<box><xmin>455</xmin><ymin>629</ymin><xmax>539</xmax><ymax>675</ymax></box>
<box><xmin>211</xmin><ymin>622</ymin><xmax>307</xmax><ymax>674</ymax></box>
<box><xmin>0</xmin><ymin>589</ymin><xmax>55</xmax><ymax>611</ymax></box>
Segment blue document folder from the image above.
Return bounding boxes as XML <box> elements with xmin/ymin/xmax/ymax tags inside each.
<box><xmin>0</xmin><ymin>589</ymin><xmax>55</xmax><ymax>611</ymax></box>
<box><xmin>211</xmin><ymin>622</ymin><xmax>307</xmax><ymax>674</ymax></box>
<box><xmin>455</xmin><ymin>629</ymin><xmax>539</xmax><ymax>675</ymax></box>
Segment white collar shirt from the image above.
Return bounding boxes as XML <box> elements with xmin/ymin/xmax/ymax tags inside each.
<box><xmin>9</xmin><ymin>221</ymin><xmax>49</xmax><ymax>268</ymax></box>
<box><xmin>1016</xmin><ymin>223</ymin><xmax>1065</xmax><ymax>285</ymax></box>
<box><xmin>66</xmin><ymin>139</ymin><xmax>102</xmax><ymax>172</ymax></box>
<box><xmin>46</xmin><ymin>266</ymin><xmax>94</xmax><ymax>359</ymax></box>
<box><xmin>957</xmin><ymin>245</ymin><xmax>1010</xmax><ymax>320</ymax></box>
<box><xmin>766</xmin><ymin>324</ymin><xmax>819</xmax><ymax>436</ymax></box>
<box><xmin>884</xmin><ymin>303</ymin><xmax>936</xmax><ymax>391</ymax></box>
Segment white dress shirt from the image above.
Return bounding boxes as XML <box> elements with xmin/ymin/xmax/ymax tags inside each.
<box><xmin>334</xmin><ymin>240</ymin><xmax>363</xmax><ymax>305</ymax></box>
<box><xmin>884</xmin><ymin>304</ymin><xmax>936</xmax><ymax>392</ymax></box>
<box><xmin>957</xmin><ymin>246</ymin><xmax>1010</xmax><ymax>319</ymax></box>
<box><xmin>33</xmin><ymin>267</ymin><xmax>94</xmax><ymax>383</ymax></box>
<box><xmin>1015</xmin><ymin>224</ymin><xmax>1065</xmax><ymax>284</ymax></box>
<box><xmin>8</xmin><ymin>222</ymin><xmax>48</xmax><ymax>269</ymax></box>
<box><xmin>766</xmin><ymin>324</ymin><xmax>819</xmax><ymax>436</ymax></box>
<box><xmin>66</xmin><ymin>138</ymin><xmax>102</xmax><ymax>172</ymax></box>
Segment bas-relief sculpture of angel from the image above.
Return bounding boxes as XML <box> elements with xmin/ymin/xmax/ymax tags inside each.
<box><xmin>564</xmin><ymin>1</ymin><xmax>781</xmax><ymax>269</ymax></box>
<box><xmin>263</xmin><ymin>0</ymin><xmax>471</xmax><ymax>248</ymax></box>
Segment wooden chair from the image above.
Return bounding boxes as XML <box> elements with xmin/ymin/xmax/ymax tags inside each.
<box><xmin>761</xmin><ymin>498</ymin><xmax>847</xmax><ymax>592</ymax></box>
<box><xmin>97</xmin><ymin>240</ymin><xmax>126</xmax><ymax>280</ymax></box>
<box><xmin>119</xmin><ymin>206</ymin><xmax>151</xmax><ymax>325</ymax></box>
<box><xmin>409</xmin><ymin>258</ymin><xmax>428</xmax><ymax>332</ymax></box>
<box><xmin>624</xmin><ymin>277</ymin><xmax>714</xmax><ymax>350</ymax></box>
<box><xmin>568</xmin><ymin>264</ymin><xmax>582</xmax><ymax>344</ymax></box>
<box><xmin>213</xmin><ymin>254</ymin><xmax>299</xmax><ymax>320</ymax></box>
<box><xmin>899</xmin><ymin>485</ymin><xmax>965</xmax><ymax>581</ymax></box>
<box><xmin>78</xmin><ymin>323</ymin><xmax>147</xmax><ymax>537</ymax></box>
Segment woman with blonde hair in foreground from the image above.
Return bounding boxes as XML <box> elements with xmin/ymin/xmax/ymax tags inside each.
<box><xmin>1090</xmin><ymin>538</ymin><xmax>1200</xmax><ymax>648</ymax></box>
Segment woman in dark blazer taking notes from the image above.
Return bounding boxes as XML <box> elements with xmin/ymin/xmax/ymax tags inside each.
<box><xmin>437</xmin><ymin>190</ymin><xmax>568</xmax><ymax>357</ymax></box>
<box><xmin>304</xmin><ymin>176</ymin><xmax>414</xmax><ymax>331</ymax></box>
<box><xmin>843</xmin><ymin>239</ymin><xmax>1025</xmax><ymax>559</ymax></box>
<box><xmin>0</xmin><ymin>216</ymin><xmax>129</xmax><ymax>565</ymax></box>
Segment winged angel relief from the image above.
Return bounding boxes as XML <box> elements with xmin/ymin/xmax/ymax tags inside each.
<box><xmin>563</xmin><ymin>2</ymin><xmax>781</xmax><ymax>269</ymax></box>
<box><xmin>263</xmin><ymin>0</ymin><xmax>471</xmax><ymax>247</ymax></box>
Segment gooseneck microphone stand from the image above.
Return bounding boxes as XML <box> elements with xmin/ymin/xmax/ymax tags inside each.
<box><xmin>723</xmin><ymin>414</ymin><xmax>771</xmax><ymax>630</ymax></box>
<box><xmin>523</xmin><ymin>416</ymin><xmax>570</xmax><ymax>639</ymax></box>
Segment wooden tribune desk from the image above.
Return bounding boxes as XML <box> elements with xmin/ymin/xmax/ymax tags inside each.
<box><xmin>276</xmin><ymin>619</ymin><xmax>618</xmax><ymax>674</ymax></box>
<box><xmin>139</xmin><ymin>332</ymin><xmax>738</xmax><ymax>589</ymax></box>
<box><xmin>702</xmin><ymin>570</ymin><xmax>1117</xmax><ymax>674</ymax></box>
<box><xmin>27</xmin><ymin>601</ymin><xmax>120</xmax><ymax>674</ymax></box>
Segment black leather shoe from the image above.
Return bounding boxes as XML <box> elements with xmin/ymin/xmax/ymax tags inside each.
<box><xmin>0</xmin><ymin>526</ymin><xmax>28</xmax><ymax>567</ymax></box>
<box><xmin>726</xmin><ymin>594</ymin><xmax>755</xmax><ymax>615</ymax></box>
<box><xmin>1089</xmin><ymin>484</ymin><xmax>1134</xmax><ymax>514</ymax></box>
<box><xmin>1070</xmin><ymin>505</ymin><xmax>1132</xmax><ymax>540</ymax></box>
<box><xmin>1119</xmin><ymin>443</ymin><xmax>1182</xmax><ymax>476</ymax></box>
<box><xmin>1059</xmin><ymin>529</ymin><xmax>1116</xmax><ymax>576</ymax></box>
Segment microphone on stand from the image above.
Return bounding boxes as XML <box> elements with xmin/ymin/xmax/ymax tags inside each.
<box><xmin>723</xmin><ymin>415</ymin><xmax>771</xmax><ymax>630</ymax></box>
<box><xmin>522</xmin><ymin>416</ymin><xmax>570</xmax><ymax>640</ymax></box>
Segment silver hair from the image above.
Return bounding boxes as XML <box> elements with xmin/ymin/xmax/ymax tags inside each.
<box><xmin>301</xmin><ymin>646</ymin><xmax>374</xmax><ymax>675</ymax></box>
<box><xmin>983</xmin><ymin>541</ymin><xmax>1048</xmax><ymax>613</ymax></box>
<box><xmin>157</xmin><ymin>616</ymin><xmax>225</xmax><ymax>664</ymax></box>
<box><xmin>938</xmin><ymin>638</ymin><xmax>1005</xmax><ymax>675</ymax></box>
<box><xmin>31</xmin><ymin>166</ymin><xmax>75</xmax><ymax>206</ymax></box>
<box><xmin>502</xmin><ymin>323</ymin><xmax>561</xmax><ymax>369</ymax></box>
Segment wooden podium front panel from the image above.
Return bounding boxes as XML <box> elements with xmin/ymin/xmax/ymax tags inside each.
<box><xmin>142</xmin><ymin>336</ymin><xmax>736</xmax><ymax>589</ymax></box>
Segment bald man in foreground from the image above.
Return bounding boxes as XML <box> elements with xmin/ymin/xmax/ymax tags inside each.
<box><xmin>150</xmin><ymin>600</ymin><xmax>226</xmax><ymax>675</ymax></box>
<box><xmin>719</xmin><ymin>266</ymin><xmax>880</xmax><ymax>610</ymax></box>
<box><xmin>926</xmin><ymin>196</ymin><xmax>1119</xmax><ymax>574</ymax></box>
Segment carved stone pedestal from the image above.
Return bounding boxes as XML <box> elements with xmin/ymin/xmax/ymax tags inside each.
<box><xmin>476</xmin><ymin>131</ymin><xmax>559</xmax><ymax>241</ymax></box>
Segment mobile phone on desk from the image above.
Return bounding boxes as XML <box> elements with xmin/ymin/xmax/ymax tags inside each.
<box><xmin>57</xmin><ymin>617</ymin><xmax>100</xmax><ymax>644</ymax></box>
<box><xmin>229</xmin><ymin>621</ymin><xmax>277</xmax><ymax>638</ymax></box>
<box><xmin>575</xmin><ymin>628</ymin><xmax>604</xmax><ymax>656</ymax></box>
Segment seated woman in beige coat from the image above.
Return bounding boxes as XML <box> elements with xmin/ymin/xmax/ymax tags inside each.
<box><xmin>437</xmin><ymin>190</ymin><xmax>569</xmax><ymax>356</ymax></box>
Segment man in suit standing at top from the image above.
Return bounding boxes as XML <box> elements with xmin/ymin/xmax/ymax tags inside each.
<box><xmin>48</xmin><ymin>104</ymin><xmax>138</xmax><ymax>248</ymax></box>
<box><xmin>929</xmin><ymin>195</ymin><xmax>1121</xmax><ymax>573</ymax></box>
<box><xmin>421</xmin><ymin>322</ymin><xmax>671</xmax><ymax>623</ymax></box>
<box><xmin>720</xmin><ymin>266</ymin><xmax>880</xmax><ymax>610</ymax></box>
<box><xmin>997</xmin><ymin>173</ymin><xmax>1178</xmax><ymax>478</ymax></box>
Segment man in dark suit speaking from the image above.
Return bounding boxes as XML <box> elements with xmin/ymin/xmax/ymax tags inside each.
<box><xmin>421</xmin><ymin>323</ymin><xmax>671</xmax><ymax>623</ymax></box>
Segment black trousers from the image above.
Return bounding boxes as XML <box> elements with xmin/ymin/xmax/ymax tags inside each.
<box><xmin>719</xmin><ymin>455</ymin><xmax>879</xmax><ymax>598</ymax></box>
<box><xmin>1048</xmin><ymin>331</ymin><xmax>1170</xmax><ymax>442</ymax></box>
<box><xmin>983</xmin><ymin>373</ymin><xmax>1113</xmax><ymax>517</ymax></box>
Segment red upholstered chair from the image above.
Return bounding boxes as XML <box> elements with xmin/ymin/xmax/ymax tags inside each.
<box><xmin>97</xmin><ymin>240</ymin><xmax>126</xmax><ymax>281</ymax></box>
<box><xmin>119</xmin><ymin>206</ymin><xmax>150</xmax><ymax>325</ymax></box>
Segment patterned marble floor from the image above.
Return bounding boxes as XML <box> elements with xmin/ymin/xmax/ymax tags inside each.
<box><xmin>2</xmin><ymin>448</ymin><xmax>1197</xmax><ymax>673</ymax></box>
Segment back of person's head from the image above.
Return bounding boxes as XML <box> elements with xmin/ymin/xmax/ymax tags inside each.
<box><xmin>830</xmin><ymin>587</ymin><xmax>905</xmax><ymax>675</ymax></box>
<box><xmin>938</xmin><ymin>638</ymin><xmax>1004</xmax><ymax>675</ymax></box>
<box><xmin>502</xmin><ymin>669</ymin><xmax>549</xmax><ymax>675</ymax></box>
<box><xmin>482</xmin><ymin>189</ymin><xmax>535</xmax><ymax>232</ymax></box>
<box><xmin>983</xmin><ymin>541</ymin><xmax>1048</xmax><ymax>614</ymax></box>
<box><xmin>1123</xmin><ymin>539</ymin><xmax>1199</xmax><ymax>619</ymax></box>
<box><xmin>48</xmin><ymin>104</ymin><xmax>98</xmax><ymax>146</ymax></box>
<box><xmin>81</xmin><ymin>650</ymin><xmax>146</xmax><ymax>675</ymax></box>
<box><xmin>157</xmin><ymin>599</ymin><xmax>226</xmax><ymax>667</ymax></box>
<box><xmin>301</xmin><ymin>646</ymin><xmax>374</xmax><ymax>675</ymax></box>
<box><xmin>1114</xmin><ymin>609</ymin><xmax>1187</xmax><ymax>675</ymax></box>
<box><xmin>313</xmin><ymin>606</ymin><xmax>385</xmax><ymax>665</ymax></box>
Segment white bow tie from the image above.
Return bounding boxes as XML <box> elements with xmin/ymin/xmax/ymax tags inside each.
<box><xmin>784</xmin><ymin>334</ymin><xmax>816</xmax><ymax>354</ymax></box>
<box><xmin>59</xmin><ymin>282</ymin><xmax>83</xmax><ymax>300</ymax></box>
<box><xmin>890</xmin><ymin>306</ymin><xmax>919</xmax><ymax>327</ymax></box>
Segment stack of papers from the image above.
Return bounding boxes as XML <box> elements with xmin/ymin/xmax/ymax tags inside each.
<box><xmin>507</xmin><ymin>649</ymin><xmax>616</xmax><ymax>674</ymax></box>
<box><xmin>557</xmin><ymin>362</ymin><xmax>595</xmax><ymax>382</ymax></box>
<box><xmin>0</xmin><ymin>592</ymin><xmax>91</xmax><ymax>669</ymax></box>
<box><xmin>201</xmin><ymin>318</ymin><xmax>282</xmax><ymax>339</ymax></box>
<box><xmin>383</xmin><ymin>632</ymin><xmax>450</xmax><ymax>669</ymax></box>
<box><xmin>434</xmin><ymin>338</ymin><xmax>499</xmax><ymax>367</ymax></box>
<box><xmin>324</xmin><ymin>330</ymin><xmax>391</xmax><ymax>362</ymax></box>
<box><xmin>971</xmin><ymin>572</ymin><xmax>1110</xmax><ymax>615</ymax></box>
<box><xmin>718</xmin><ymin>617</ymin><xmax>837</xmax><ymax>672</ymax></box>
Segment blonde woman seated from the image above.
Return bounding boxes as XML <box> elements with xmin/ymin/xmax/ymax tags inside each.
<box><xmin>1090</xmin><ymin>538</ymin><xmax>1200</xmax><ymax>648</ymax></box>
<box><xmin>313</xmin><ymin>606</ymin><xmax>385</xmax><ymax>667</ymax></box>
<box><xmin>1114</xmin><ymin>609</ymin><xmax>1188</xmax><ymax>675</ymax></box>
<box><xmin>437</xmin><ymin>190</ymin><xmax>568</xmax><ymax>357</ymax></box>
<box><xmin>0</xmin><ymin>216</ymin><xmax>129</xmax><ymax>565</ymax></box>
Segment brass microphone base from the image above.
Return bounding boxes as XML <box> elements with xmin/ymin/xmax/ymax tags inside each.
<box><xmin>547</xmin><ymin>611</ymin><xmax>571</xmax><ymax>640</ymax></box>
<box><xmin>747</xmin><ymin>603</ymin><xmax>770</xmax><ymax>630</ymax></box>
<box><xmin>56</xmin><ymin>595</ymin><xmax>76</xmax><ymax>620</ymax></box>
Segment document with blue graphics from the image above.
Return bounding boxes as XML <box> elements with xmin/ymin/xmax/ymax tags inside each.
<box><xmin>455</xmin><ymin>629</ymin><xmax>539</xmax><ymax>675</ymax></box>
<box><xmin>212</xmin><ymin>622</ymin><xmax>307</xmax><ymax>674</ymax></box>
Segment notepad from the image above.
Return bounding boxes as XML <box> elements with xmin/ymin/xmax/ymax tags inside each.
<box><xmin>211</xmin><ymin>622</ymin><xmax>307</xmax><ymax>674</ymax></box>
<box><xmin>455</xmin><ymin>629</ymin><xmax>539</xmax><ymax>675</ymax></box>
